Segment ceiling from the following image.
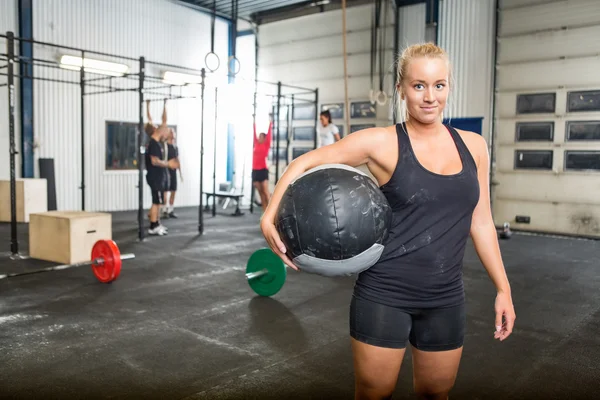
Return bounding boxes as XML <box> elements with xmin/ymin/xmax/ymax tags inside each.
<box><xmin>177</xmin><ymin>0</ymin><xmax>407</xmax><ymax>25</ymax></box>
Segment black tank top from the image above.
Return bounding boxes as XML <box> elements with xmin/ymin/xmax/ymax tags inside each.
<box><xmin>353</xmin><ymin>123</ymin><xmax>480</xmax><ymax>309</ymax></box>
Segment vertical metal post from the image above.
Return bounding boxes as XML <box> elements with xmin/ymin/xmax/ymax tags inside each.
<box><xmin>287</xmin><ymin>95</ymin><xmax>293</xmax><ymax>166</ymax></box>
<box><xmin>425</xmin><ymin>0</ymin><xmax>439</xmax><ymax>45</ymax></box>
<box><xmin>250</xmin><ymin>86</ymin><xmax>257</xmax><ymax>214</ymax></box>
<box><xmin>80</xmin><ymin>50</ymin><xmax>86</xmax><ymax>210</ymax></box>
<box><xmin>489</xmin><ymin>0</ymin><xmax>499</xmax><ymax>213</ymax></box>
<box><xmin>18</xmin><ymin>0</ymin><xmax>34</xmax><ymax>178</ymax></box>
<box><xmin>7</xmin><ymin>32</ymin><xmax>19</xmax><ymax>256</ymax></box>
<box><xmin>313</xmin><ymin>88</ymin><xmax>319</xmax><ymax>148</ymax></box>
<box><xmin>212</xmin><ymin>87</ymin><xmax>218</xmax><ymax>217</ymax></box>
<box><xmin>137</xmin><ymin>57</ymin><xmax>145</xmax><ymax>241</ymax></box>
<box><xmin>275</xmin><ymin>82</ymin><xmax>281</xmax><ymax>184</ymax></box>
<box><xmin>199</xmin><ymin>68</ymin><xmax>205</xmax><ymax>234</ymax></box>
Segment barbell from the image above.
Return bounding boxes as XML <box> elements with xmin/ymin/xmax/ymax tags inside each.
<box><xmin>245</xmin><ymin>248</ymin><xmax>288</xmax><ymax>297</ymax></box>
<box><xmin>0</xmin><ymin>239</ymin><xmax>134</xmax><ymax>283</ymax></box>
<box><xmin>1</xmin><ymin>239</ymin><xmax>280</xmax><ymax>295</ymax></box>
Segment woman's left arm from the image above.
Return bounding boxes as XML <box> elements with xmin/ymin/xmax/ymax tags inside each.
<box><xmin>469</xmin><ymin>133</ymin><xmax>516</xmax><ymax>341</ymax></box>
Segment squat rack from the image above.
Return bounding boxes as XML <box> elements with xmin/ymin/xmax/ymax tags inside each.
<box><xmin>1</xmin><ymin>30</ymin><xmax>318</xmax><ymax>257</ymax></box>
<box><xmin>0</xmin><ymin>31</ymin><xmax>205</xmax><ymax>255</ymax></box>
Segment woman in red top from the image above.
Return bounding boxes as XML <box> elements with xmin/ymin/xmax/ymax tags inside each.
<box><xmin>252</xmin><ymin>121</ymin><xmax>272</xmax><ymax>212</ymax></box>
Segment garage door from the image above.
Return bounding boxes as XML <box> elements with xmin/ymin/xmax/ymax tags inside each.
<box><xmin>493</xmin><ymin>0</ymin><xmax>600</xmax><ymax>237</ymax></box>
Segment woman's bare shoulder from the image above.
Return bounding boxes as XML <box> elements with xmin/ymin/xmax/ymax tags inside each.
<box><xmin>455</xmin><ymin>128</ymin><xmax>488</xmax><ymax>165</ymax></box>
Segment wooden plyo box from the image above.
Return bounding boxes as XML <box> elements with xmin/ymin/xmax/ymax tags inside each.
<box><xmin>29</xmin><ymin>211</ymin><xmax>112</xmax><ymax>264</ymax></box>
<box><xmin>0</xmin><ymin>179</ymin><xmax>48</xmax><ymax>223</ymax></box>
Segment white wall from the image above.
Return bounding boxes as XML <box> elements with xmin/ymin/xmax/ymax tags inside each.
<box><xmin>31</xmin><ymin>0</ymin><xmax>230</xmax><ymax>212</ymax></box>
<box><xmin>493</xmin><ymin>0</ymin><xmax>600</xmax><ymax>237</ymax></box>
<box><xmin>258</xmin><ymin>2</ymin><xmax>396</xmax><ymax>162</ymax></box>
<box><xmin>438</xmin><ymin>0</ymin><xmax>495</xmax><ymax>141</ymax></box>
<box><xmin>0</xmin><ymin>0</ymin><xmax>19</xmax><ymax>181</ymax></box>
<box><xmin>258</xmin><ymin>0</ymin><xmax>496</xmax><ymax>147</ymax></box>
<box><xmin>397</xmin><ymin>3</ymin><xmax>426</xmax><ymax>49</ymax></box>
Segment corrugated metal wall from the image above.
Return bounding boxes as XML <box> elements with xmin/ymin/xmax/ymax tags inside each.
<box><xmin>397</xmin><ymin>3</ymin><xmax>426</xmax><ymax>49</ymax></box>
<box><xmin>257</xmin><ymin>3</ymin><xmax>396</xmax><ymax>183</ymax></box>
<box><xmin>31</xmin><ymin>0</ymin><xmax>229</xmax><ymax>212</ymax></box>
<box><xmin>259</xmin><ymin>6</ymin><xmax>395</xmax><ymax>121</ymax></box>
<box><xmin>258</xmin><ymin>0</ymin><xmax>496</xmax><ymax>148</ymax></box>
<box><xmin>0</xmin><ymin>0</ymin><xmax>19</xmax><ymax>180</ymax></box>
<box><xmin>494</xmin><ymin>0</ymin><xmax>600</xmax><ymax>237</ymax></box>
<box><xmin>439</xmin><ymin>0</ymin><xmax>495</xmax><ymax>141</ymax></box>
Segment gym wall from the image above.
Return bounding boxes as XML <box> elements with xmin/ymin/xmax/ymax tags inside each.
<box><xmin>437</xmin><ymin>0</ymin><xmax>495</xmax><ymax>141</ymax></box>
<box><xmin>492</xmin><ymin>0</ymin><xmax>600</xmax><ymax>237</ymax></box>
<box><xmin>3</xmin><ymin>0</ymin><xmax>230</xmax><ymax>212</ymax></box>
<box><xmin>0</xmin><ymin>0</ymin><xmax>20</xmax><ymax>181</ymax></box>
<box><xmin>257</xmin><ymin>0</ymin><xmax>495</xmax><ymax>163</ymax></box>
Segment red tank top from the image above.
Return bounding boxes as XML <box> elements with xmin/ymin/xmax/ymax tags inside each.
<box><xmin>253</xmin><ymin>122</ymin><xmax>272</xmax><ymax>170</ymax></box>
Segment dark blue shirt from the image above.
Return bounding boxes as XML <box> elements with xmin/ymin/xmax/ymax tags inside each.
<box><xmin>353</xmin><ymin>123</ymin><xmax>480</xmax><ymax>309</ymax></box>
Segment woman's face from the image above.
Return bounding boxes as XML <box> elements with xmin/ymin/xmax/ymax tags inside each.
<box><xmin>319</xmin><ymin>115</ymin><xmax>329</xmax><ymax>126</ymax></box>
<box><xmin>401</xmin><ymin>57</ymin><xmax>449</xmax><ymax>124</ymax></box>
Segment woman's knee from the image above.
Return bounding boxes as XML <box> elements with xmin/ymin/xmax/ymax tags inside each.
<box><xmin>414</xmin><ymin>388</ymin><xmax>452</xmax><ymax>400</ymax></box>
<box><xmin>414</xmin><ymin>378</ymin><xmax>456</xmax><ymax>400</ymax></box>
<box><xmin>355</xmin><ymin>379</ymin><xmax>395</xmax><ymax>400</ymax></box>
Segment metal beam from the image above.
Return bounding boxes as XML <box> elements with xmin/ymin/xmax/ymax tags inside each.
<box><xmin>18</xmin><ymin>0</ymin><xmax>34</xmax><ymax>178</ymax></box>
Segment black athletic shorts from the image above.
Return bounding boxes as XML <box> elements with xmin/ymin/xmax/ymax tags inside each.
<box><xmin>349</xmin><ymin>295</ymin><xmax>466</xmax><ymax>351</ymax></box>
<box><xmin>166</xmin><ymin>169</ymin><xmax>177</xmax><ymax>191</ymax></box>
<box><xmin>151</xmin><ymin>189</ymin><xmax>164</xmax><ymax>205</ymax></box>
<box><xmin>252</xmin><ymin>168</ymin><xmax>269</xmax><ymax>183</ymax></box>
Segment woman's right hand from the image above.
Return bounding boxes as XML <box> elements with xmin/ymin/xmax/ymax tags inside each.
<box><xmin>260</xmin><ymin>218</ymin><xmax>299</xmax><ymax>271</ymax></box>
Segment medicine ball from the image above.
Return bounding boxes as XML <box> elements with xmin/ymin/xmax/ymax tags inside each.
<box><xmin>275</xmin><ymin>164</ymin><xmax>392</xmax><ymax>277</ymax></box>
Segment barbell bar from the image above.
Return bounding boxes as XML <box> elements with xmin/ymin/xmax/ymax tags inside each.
<box><xmin>0</xmin><ymin>239</ymin><xmax>134</xmax><ymax>283</ymax></box>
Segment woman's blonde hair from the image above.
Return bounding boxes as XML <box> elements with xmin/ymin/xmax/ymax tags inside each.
<box><xmin>394</xmin><ymin>43</ymin><xmax>453</xmax><ymax>122</ymax></box>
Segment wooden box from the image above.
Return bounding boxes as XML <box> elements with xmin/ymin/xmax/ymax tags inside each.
<box><xmin>29</xmin><ymin>211</ymin><xmax>112</xmax><ymax>264</ymax></box>
<box><xmin>0</xmin><ymin>179</ymin><xmax>48</xmax><ymax>223</ymax></box>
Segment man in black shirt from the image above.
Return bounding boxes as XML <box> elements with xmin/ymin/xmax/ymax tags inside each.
<box><xmin>162</xmin><ymin>128</ymin><xmax>182</xmax><ymax>219</ymax></box>
<box><xmin>145</xmin><ymin>100</ymin><xmax>179</xmax><ymax>235</ymax></box>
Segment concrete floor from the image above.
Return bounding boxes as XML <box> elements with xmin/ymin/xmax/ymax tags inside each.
<box><xmin>0</xmin><ymin>206</ymin><xmax>599</xmax><ymax>399</ymax></box>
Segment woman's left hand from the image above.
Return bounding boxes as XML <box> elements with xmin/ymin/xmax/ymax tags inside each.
<box><xmin>494</xmin><ymin>291</ymin><xmax>516</xmax><ymax>341</ymax></box>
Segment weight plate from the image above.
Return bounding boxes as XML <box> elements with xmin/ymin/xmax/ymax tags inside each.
<box><xmin>246</xmin><ymin>248</ymin><xmax>286</xmax><ymax>297</ymax></box>
<box><xmin>91</xmin><ymin>239</ymin><xmax>122</xmax><ymax>283</ymax></box>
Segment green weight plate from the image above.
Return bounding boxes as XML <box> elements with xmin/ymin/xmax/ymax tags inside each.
<box><xmin>246</xmin><ymin>248</ymin><xmax>287</xmax><ymax>297</ymax></box>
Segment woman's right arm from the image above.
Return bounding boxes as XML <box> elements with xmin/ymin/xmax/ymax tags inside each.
<box><xmin>260</xmin><ymin>126</ymin><xmax>389</xmax><ymax>268</ymax></box>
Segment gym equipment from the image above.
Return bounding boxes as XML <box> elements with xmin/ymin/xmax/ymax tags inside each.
<box><xmin>245</xmin><ymin>248</ymin><xmax>287</xmax><ymax>297</ymax></box>
<box><xmin>499</xmin><ymin>222</ymin><xmax>512</xmax><ymax>240</ymax></box>
<box><xmin>275</xmin><ymin>164</ymin><xmax>392</xmax><ymax>277</ymax></box>
<box><xmin>0</xmin><ymin>239</ymin><xmax>134</xmax><ymax>283</ymax></box>
<box><xmin>205</xmin><ymin>0</ymin><xmax>220</xmax><ymax>72</ymax></box>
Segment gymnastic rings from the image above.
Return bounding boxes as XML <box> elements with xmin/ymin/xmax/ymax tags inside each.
<box><xmin>205</xmin><ymin>52</ymin><xmax>220</xmax><ymax>72</ymax></box>
<box><xmin>369</xmin><ymin>89</ymin><xmax>388</xmax><ymax>106</ymax></box>
<box><xmin>227</xmin><ymin>56</ymin><xmax>241</xmax><ymax>76</ymax></box>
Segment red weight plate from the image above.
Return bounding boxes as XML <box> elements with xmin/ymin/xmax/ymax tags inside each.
<box><xmin>91</xmin><ymin>239</ymin><xmax>122</xmax><ymax>283</ymax></box>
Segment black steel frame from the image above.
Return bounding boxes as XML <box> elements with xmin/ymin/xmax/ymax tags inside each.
<box><xmin>1</xmin><ymin>30</ymin><xmax>317</xmax><ymax>257</ymax></box>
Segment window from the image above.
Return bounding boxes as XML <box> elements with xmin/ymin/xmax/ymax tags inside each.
<box><xmin>268</xmin><ymin>147</ymin><xmax>287</xmax><ymax>162</ymax></box>
<box><xmin>105</xmin><ymin>122</ymin><xmax>140</xmax><ymax>170</ymax></box>
<box><xmin>105</xmin><ymin>121</ymin><xmax>176</xmax><ymax>171</ymax></box>
<box><xmin>292</xmin><ymin>126</ymin><xmax>314</xmax><ymax>141</ymax></box>
<box><xmin>515</xmin><ymin>122</ymin><xmax>554</xmax><ymax>141</ymax></box>
<box><xmin>564</xmin><ymin>151</ymin><xmax>600</xmax><ymax>171</ymax></box>
<box><xmin>514</xmin><ymin>150</ymin><xmax>553</xmax><ymax>170</ymax></box>
<box><xmin>566</xmin><ymin>121</ymin><xmax>600</xmax><ymax>141</ymax></box>
<box><xmin>321</xmin><ymin>103</ymin><xmax>344</xmax><ymax>119</ymax></box>
<box><xmin>516</xmin><ymin>93</ymin><xmax>555</xmax><ymax>114</ymax></box>
<box><xmin>567</xmin><ymin>90</ymin><xmax>600</xmax><ymax>112</ymax></box>
<box><xmin>292</xmin><ymin>147</ymin><xmax>311</xmax><ymax>160</ymax></box>
<box><xmin>350</xmin><ymin>124</ymin><xmax>375</xmax><ymax>133</ymax></box>
<box><xmin>350</xmin><ymin>101</ymin><xmax>377</xmax><ymax>118</ymax></box>
<box><xmin>292</xmin><ymin>104</ymin><xmax>316</xmax><ymax>120</ymax></box>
